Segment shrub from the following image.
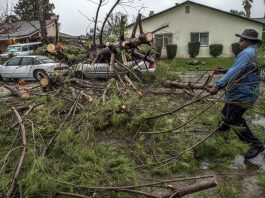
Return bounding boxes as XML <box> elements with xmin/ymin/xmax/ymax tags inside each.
<box><xmin>155</xmin><ymin>46</ymin><xmax>162</xmax><ymax>58</ymax></box>
<box><xmin>188</xmin><ymin>41</ymin><xmax>200</xmax><ymax>58</ymax></box>
<box><xmin>231</xmin><ymin>43</ymin><xmax>241</xmax><ymax>57</ymax></box>
<box><xmin>209</xmin><ymin>44</ymin><xmax>223</xmax><ymax>57</ymax></box>
<box><xmin>166</xmin><ymin>44</ymin><xmax>177</xmax><ymax>59</ymax></box>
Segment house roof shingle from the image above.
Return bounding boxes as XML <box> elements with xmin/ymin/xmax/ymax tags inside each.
<box><xmin>252</xmin><ymin>18</ymin><xmax>265</xmax><ymax>24</ymax></box>
<box><xmin>0</xmin><ymin>20</ymin><xmax>55</xmax><ymax>41</ymax></box>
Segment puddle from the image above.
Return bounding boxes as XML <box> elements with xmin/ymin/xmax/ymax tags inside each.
<box><xmin>200</xmin><ymin>161</ymin><xmax>210</xmax><ymax>170</ymax></box>
<box><xmin>229</xmin><ymin>155</ymin><xmax>246</xmax><ymax>170</ymax></box>
<box><xmin>247</xmin><ymin>152</ymin><xmax>265</xmax><ymax>171</ymax></box>
<box><xmin>252</xmin><ymin>115</ymin><xmax>265</xmax><ymax>129</ymax></box>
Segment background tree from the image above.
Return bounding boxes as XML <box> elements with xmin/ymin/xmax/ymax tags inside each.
<box><xmin>242</xmin><ymin>0</ymin><xmax>253</xmax><ymax>18</ymax></box>
<box><xmin>38</xmin><ymin>0</ymin><xmax>48</xmax><ymax>44</ymax></box>
<box><xmin>14</xmin><ymin>0</ymin><xmax>55</xmax><ymax>21</ymax></box>
<box><xmin>230</xmin><ymin>9</ymin><xmax>246</xmax><ymax>17</ymax></box>
<box><xmin>0</xmin><ymin>0</ymin><xmax>16</xmax><ymax>23</ymax></box>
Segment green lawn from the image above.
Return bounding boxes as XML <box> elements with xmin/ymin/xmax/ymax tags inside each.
<box><xmin>158</xmin><ymin>57</ymin><xmax>235</xmax><ymax>72</ymax></box>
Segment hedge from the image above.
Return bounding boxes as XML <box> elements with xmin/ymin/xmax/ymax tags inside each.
<box><xmin>155</xmin><ymin>46</ymin><xmax>162</xmax><ymax>58</ymax></box>
<box><xmin>231</xmin><ymin>43</ymin><xmax>241</xmax><ymax>57</ymax></box>
<box><xmin>188</xmin><ymin>42</ymin><xmax>200</xmax><ymax>58</ymax></box>
<box><xmin>166</xmin><ymin>44</ymin><xmax>177</xmax><ymax>59</ymax></box>
<box><xmin>209</xmin><ymin>44</ymin><xmax>223</xmax><ymax>57</ymax></box>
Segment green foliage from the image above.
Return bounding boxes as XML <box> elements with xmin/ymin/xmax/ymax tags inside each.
<box><xmin>253</xmin><ymin>44</ymin><xmax>265</xmax><ymax>69</ymax></box>
<box><xmin>14</xmin><ymin>0</ymin><xmax>55</xmax><ymax>21</ymax></box>
<box><xmin>209</xmin><ymin>44</ymin><xmax>223</xmax><ymax>57</ymax></box>
<box><xmin>34</xmin><ymin>44</ymin><xmax>87</xmax><ymax>64</ymax></box>
<box><xmin>166</xmin><ymin>44</ymin><xmax>177</xmax><ymax>59</ymax></box>
<box><xmin>188</xmin><ymin>41</ymin><xmax>200</xmax><ymax>58</ymax></box>
<box><xmin>230</xmin><ymin>9</ymin><xmax>246</xmax><ymax>17</ymax></box>
<box><xmin>231</xmin><ymin>43</ymin><xmax>241</xmax><ymax>57</ymax></box>
<box><xmin>194</xmin><ymin>135</ymin><xmax>248</xmax><ymax>162</ymax></box>
<box><xmin>258</xmin><ymin>175</ymin><xmax>265</xmax><ymax>188</ymax></box>
<box><xmin>217</xmin><ymin>182</ymin><xmax>239</xmax><ymax>198</ymax></box>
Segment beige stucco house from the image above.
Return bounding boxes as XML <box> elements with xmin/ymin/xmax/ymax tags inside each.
<box><xmin>126</xmin><ymin>0</ymin><xmax>265</xmax><ymax>58</ymax></box>
<box><xmin>0</xmin><ymin>20</ymin><xmax>57</xmax><ymax>53</ymax></box>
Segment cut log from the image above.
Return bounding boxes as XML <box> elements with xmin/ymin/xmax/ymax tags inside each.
<box><xmin>46</xmin><ymin>43</ymin><xmax>72</xmax><ymax>66</ymax></box>
<box><xmin>47</xmin><ymin>43</ymin><xmax>65</xmax><ymax>54</ymax></box>
<box><xmin>39</xmin><ymin>77</ymin><xmax>50</xmax><ymax>88</ymax></box>
<box><xmin>80</xmin><ymin>91</ymin><xmax>93</xmax><ymax>103</ymax></box>
<box><xmin>124</xmin><ymin>75</ymin><xmax>142</xmax><ymax>96</ymax></box>
<box><xmin>4</xmin><ymin>85</ymin><xmax>29</xmax><ymax>98</ymax></box>
<box><xmin>122</xmin><ymin>32</ymin><xmax>153</xmax><ymax>48</ymax></box>
<box><xmin>132</xmin><ymin>50</ymin><xmax>155</xmax><ymax>64</ymax></box>
<box><xmin>159</xmin><ymin>180</ymin><xmax>217</xmax><ymax>198</ymax></box>
<box><xmin>164</xmin><ymin>80</ymin><xmax>213</xmax><ymax>90</ymax></box>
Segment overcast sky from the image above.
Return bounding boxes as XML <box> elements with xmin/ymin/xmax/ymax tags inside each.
<box><xmin>8</xmin><ymin>0</ymin><xmax>265</xmax><ymax>35</ymax></box>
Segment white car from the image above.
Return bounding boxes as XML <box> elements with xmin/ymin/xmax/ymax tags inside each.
<box><xmin>0</xmin><ymin>55</ymin><xmax>69</xmax><ymax>81</ymax></box>
<box><xmin>74</xmin><ymin>60</ymin><xmax>156</xmax><ymax>79</ymax></box>
<box><xmin>0</xmin><ymin>42</ymin><xmax>43</xmax><ymax>58</ymax></box>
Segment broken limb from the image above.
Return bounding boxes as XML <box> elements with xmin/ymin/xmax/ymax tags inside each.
<box><xmin>124</xmin><ymin>75</ymin><xmax>142</xmax><ymax>96</ymax></box>
<box><xmin>137</xmin><ymin>127</ymin><xmax>218</xmax><ymax>169</ymax></box>
<box><xmin>7</xmin><ymin>108</ymin><xmax>27</xmax><ymax>198</ymax></box>
<box><xmin>146</xmin><ymin>93</ymin><xmax>211</xmax><ymax>120</ymax></box>
<box><xmin>160</xmin><ymin>180</ymin><xmax>217</xmax><ymax>198</ymax></box>
<box><xmin>164</xmin><ymin>80</ymin><xmax>213</xmax><ymax>90</ymax></box>
<box><xmin>51</xmin><ymin>175</ymin><xmax>215</xmax><ymax>190</ymax></box>
<box><xmin>4</xmin><ymin>84</ymin><xmax>30</xmax><ymax>98</ymax></box>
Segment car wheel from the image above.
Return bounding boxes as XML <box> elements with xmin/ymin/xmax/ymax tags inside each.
<box><xmin>260</xmin><ymin>70</ymin><xmax>265</xmax><ymax>81</ymax></box>
<box><xmin>34</xmin><ymin>69</ymin><xmax>47</xmax><ymax>81</ymax></box>
<box><xmin>75</xmin><ymin>71</ymin><xmax>85</xmax><ymax>79</ymax></box>
<box><xmin>0</xmin><ymin>74</ymin><xmax>2</xmax><ymax>81</ymax></box>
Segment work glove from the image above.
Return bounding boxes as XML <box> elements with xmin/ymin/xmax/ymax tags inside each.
<box><xmin>213</xmin><ymin>67</ymin><xmax>222</xmax><ymax>75</ymax></box>
<box><xmin>208</xmin><ymin>86</ymin><xmax>219</xmax><ymax>95</ymax></box>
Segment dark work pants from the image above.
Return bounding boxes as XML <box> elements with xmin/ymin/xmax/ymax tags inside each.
<box><xmin>218</xmin><ymin>103</ymin><xmax>263</xmax><ymax>148</ymax></box>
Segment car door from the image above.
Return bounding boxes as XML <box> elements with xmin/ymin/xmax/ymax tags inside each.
<box><xmin>1</xmin><ymin>57</ymin><xmax>22</xmax><ymax>78</ymax></box>
<box><xmin>19</xmin><ymin>45</ymin><xmax>30</xmax><ymax>55</ymax></box>
<box><xmin>19</xmin><ymin>57</ymin><xmax>34</xmax><ymax>78</ymax></box>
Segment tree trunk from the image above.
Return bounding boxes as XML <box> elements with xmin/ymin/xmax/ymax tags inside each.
<box><xmin>38</xmin><ymin>0</ymin><xmax>48</xmax><ymax>44</ymax></box>
<box><xmin>4</xmin><ymin>85</ymin><xmax>30</xmax><ymax>98</ymax></box>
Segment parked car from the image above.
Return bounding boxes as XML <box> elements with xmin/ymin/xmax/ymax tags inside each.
<box><xmin>74</xmin><ymin>60</ymin><xmax>156</xmax><ymax>79</ymax></box>
<box><xmin>0</xmin><ymin>55</ymin><xmax>69</xmax><ymax>81</ymax></box>
<box><xmin>0</xmin><ymin>42</ymin><xmax>43</xmax><ymax>58</ymax></box>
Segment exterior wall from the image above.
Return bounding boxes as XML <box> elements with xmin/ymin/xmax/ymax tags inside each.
<box><xmin>37</xmin><ymin>23</ymin><xmax>56</xmax><ymax>37</ymax></box>
<box><xmin>126</xmin><ymin>2</ymin><xmax>263</xmax><ymax>58</ymax></box>
<box><xmin>0</xmin><ymin>40</ymin><xmax>13</xmax><ymax>54</ymax></box>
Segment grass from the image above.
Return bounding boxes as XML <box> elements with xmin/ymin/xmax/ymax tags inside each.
<box><xmin>158</xmin><ymin>57</ymin><xmax>234</xmax><ymax>72</ymax></box>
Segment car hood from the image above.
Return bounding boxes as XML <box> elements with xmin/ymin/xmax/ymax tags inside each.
<box><xmin>0</xmin><ymin>53</ymin><xmax>10</xmax><ymax>58</ymax></box>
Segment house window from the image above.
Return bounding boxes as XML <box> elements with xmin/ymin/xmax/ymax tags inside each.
<box><xmin>191</xmin><ymin>32</ymin><xmax>209</xmax><ymax>46</ymax></box>
<box><xmin>154</xmin><ymin>33</ymin><xmax>173</xmax><ymax>47</ymax></box>
<box><xmin>185</xmin><ymin>6</ymin><xmax>190</xmax><ymax>14</ymax></box>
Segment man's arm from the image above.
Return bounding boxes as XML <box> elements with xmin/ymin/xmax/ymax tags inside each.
<box><xmin>209</xmin><ymin>52</ymin><xmax>252</xmax><ymax>94</ymax></box>
<box><xmin>215</xmin><ymin>52</ymin><xmax>252</xmax><ymax>89</ymax></box>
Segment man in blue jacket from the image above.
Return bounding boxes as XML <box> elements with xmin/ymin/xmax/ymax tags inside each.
<box><xmin>209</xmin><ymin>29</ymin><xmax>264</xmax><ymax>159</ymax></box>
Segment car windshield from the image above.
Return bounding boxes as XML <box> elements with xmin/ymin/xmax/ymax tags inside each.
<box><xmin>6</xmin><ymin>46</ymin><xmax>21</xmax><ymax>53</ymax></box>
<box><xmin>37</xmin><ymin>56</ymin><xmax>55</xmax><ymax>64</ymax></box>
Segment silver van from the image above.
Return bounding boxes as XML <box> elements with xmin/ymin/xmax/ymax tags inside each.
<box><xmin>0</xmin><ymin>42</ymin><xmax>43</xmax><ymax>58</ymax></box>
